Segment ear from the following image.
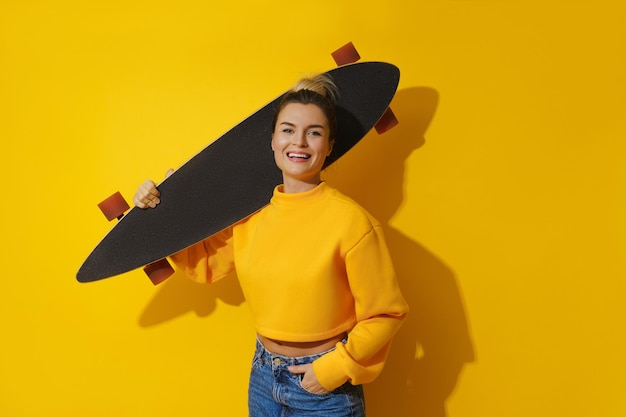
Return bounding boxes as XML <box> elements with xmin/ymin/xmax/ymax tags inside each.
<box><xmin>327</xmin><ymin>139</ymin><xmax>334</xmax><ymax>156</ymax></box>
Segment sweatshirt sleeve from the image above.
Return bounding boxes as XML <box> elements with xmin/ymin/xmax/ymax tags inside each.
<box><xmin>312</xmin><ymin>224</ymin><xmax>409</xmax><ymax>390</ymax></box>
<box><xmin>169</xmin><ymin>227</ymin><xmax>236</xmax><ymax>284</ymax></box>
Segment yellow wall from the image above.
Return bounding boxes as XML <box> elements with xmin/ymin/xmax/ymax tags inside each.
<box><xmin>1</xmin><ymin>1</ymin><xmax>625</xmax><ymax>416</ymax></box>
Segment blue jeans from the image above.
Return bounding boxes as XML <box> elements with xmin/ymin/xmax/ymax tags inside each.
<box><xmin>248</xmin><ymin>338</ymin><xmax>365</xmax><ymax>417</ymax></box>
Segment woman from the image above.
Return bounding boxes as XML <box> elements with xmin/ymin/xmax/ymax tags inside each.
<box><xmin>134</xmin><ymin>74</ymin><xmax>409</xmax><ymax>416</ymax></box>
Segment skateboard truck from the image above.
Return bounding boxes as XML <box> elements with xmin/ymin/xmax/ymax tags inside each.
<box><xmin>374</xmin><ymin>107</ymin><xmax>398</xmax><ymax>134</ymax></box>
<box><xmin>98</xmin><ymin>191</ymin><xmax>130</xmax><ymax>221</ymax></box>
<box><xmin>143</xmin><ymin>258</ymin><xmax>175</xmax><ymax>285</ymax></box>
<box><xmin>98</xmin><ymin>191</ymin><xmax>174</xmax><ymax>284</ymax></box>
<box><xmin>331</xmin><ymin>42</ymin><xmax>398</xmax><ymax>134</ymax></box>
<box><xmin>331</xmin><ymin>41</ymin><xmax>361</xmax><ymax>66</ymax></box>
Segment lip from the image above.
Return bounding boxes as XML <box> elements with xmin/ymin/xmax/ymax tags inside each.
<box><xmin>286</xmin><ymin>151</ymin><xmax>312</xmax><ymax>161</ymax></box>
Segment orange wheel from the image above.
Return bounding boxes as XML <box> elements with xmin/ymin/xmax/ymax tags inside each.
<box><xmin>331</xmin><ymin>42</ymin><xmax>361</xmax><ymax>66</ymax></box>
<box><xmin>98</xmin><ymin>191</ymin><xmax>130</xmax><ymax>221</ymax></box>
<box><xmin>143</xmin><ymin>259</ymin><xmax>175</xmax><ymax>285</ymax></box>
<box><xmin>374</xmin><ymin>108</ymin><xmax>399</xmax><ymax>134</ymax></box>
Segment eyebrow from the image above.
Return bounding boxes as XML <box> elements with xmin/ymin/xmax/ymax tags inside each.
<box><xmin>279</xmin><ymin>121</ymin><xmax>326</xmax><ymax>129</ymax></box>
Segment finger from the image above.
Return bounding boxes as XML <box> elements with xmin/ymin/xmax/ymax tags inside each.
<box><xmin>133</xmin><ymin>195</ymin><xmax>147</xmax><ymax>209</ymax></box>
<box><xmin>146</xmin><ymin>197</ymin><xmax>160</xmax><ymax>208</ymax></box>
<box><xmin>143</xmin><ymin>182</ymin><xmax>160</xmax><ymax>200</ymax></box>
<box><xmin>134</xmin><ymin>195</ymin><xmax>160</xmax><ymax>209</ymax></box>
<box><xmin>288</xmin><ymin>365</ymin><xmax>306</xmax><ymax>375</ymax></box>
<box><xmin>298</xmin><ymin>369</ymin><xmax>330</xmax><ymax>395</ymax></box>
<box><xmin>165</xmin><ymin>168</ymin><xmax>175</xmax><ymax>178</ymax></box>
<box><xmin>134</xmin><ymin>180</ymin><xmax>160</xmax><ymax>208</ymax></box>
<box><xmin>142</xmin><ymin>180</ymin><xmax>160</xmax><ymax>197</ymax></box>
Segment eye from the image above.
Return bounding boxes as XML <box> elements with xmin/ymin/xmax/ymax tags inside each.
<box><xmin>308</xmin><ymin>130</ymin><xmax>323</xmax><ymax>136</ymax></box>
<box><xmin>281</xmin><ymin>128</ymin><xmax>294</xmax><ymax>134</ymax></box>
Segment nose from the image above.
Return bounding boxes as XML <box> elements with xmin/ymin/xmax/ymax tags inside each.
<box><xmin>293</xmin><ymin>131</ymin><xmax>308</xmax><ymax>147</ymax></box>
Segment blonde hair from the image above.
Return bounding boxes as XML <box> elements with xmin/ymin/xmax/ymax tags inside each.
<box><xmin>291</xmin><ymin>73</ymin><xmax>338</xmax><ymax>104</ymax></box>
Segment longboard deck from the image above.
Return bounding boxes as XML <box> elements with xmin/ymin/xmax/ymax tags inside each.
<box><xmin>77</xmin><ymin>62</ymin><xmax>400</xmax><ymax>283</ymax></box>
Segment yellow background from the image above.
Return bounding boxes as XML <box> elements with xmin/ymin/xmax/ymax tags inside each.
<box><xmin>1</xmin><ymin>1</ymin><xmax>625</xmax><ymax>416</ymax></box>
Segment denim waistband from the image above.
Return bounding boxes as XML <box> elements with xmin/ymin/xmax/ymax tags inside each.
<box><xmin>254</xmin><ymin>337</ymin><xmax>346</xmax><ymax>367</ymax></box>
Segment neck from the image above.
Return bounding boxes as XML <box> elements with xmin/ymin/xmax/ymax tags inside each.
<box><xmin>281</xmin><ymin>176</ymin><xmax>321</xmax><ymax>194</ymax></box>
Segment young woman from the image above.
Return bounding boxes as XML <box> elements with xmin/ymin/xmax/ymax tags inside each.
<box><xmin>134</xmin><ymin>74</ymin><xmax>409</xmax><ymax>417</ymax></box>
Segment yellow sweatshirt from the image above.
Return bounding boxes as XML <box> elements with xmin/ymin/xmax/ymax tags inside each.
<box><xmin>170</xmin><ymin>182</ymin><xmax>408</xmax><ymax>391</ymax></box>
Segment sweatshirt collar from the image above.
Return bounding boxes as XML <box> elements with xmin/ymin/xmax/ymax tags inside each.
<box><xmin>271</xmin><ymin>182</ymin><xmax>328</xmax><ymax>207</ymax></box>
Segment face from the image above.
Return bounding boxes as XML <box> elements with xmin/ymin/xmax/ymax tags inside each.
<box><xmin>271</xmin><ymin>103</ymin><xmax>334</xmax><ymax>193</ymax></box>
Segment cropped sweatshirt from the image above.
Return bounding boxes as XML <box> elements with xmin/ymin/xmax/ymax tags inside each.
<box><xmin>170</xmin><ymin>182</ymin><xmax>409</xmax><ymax>391</ymax></box>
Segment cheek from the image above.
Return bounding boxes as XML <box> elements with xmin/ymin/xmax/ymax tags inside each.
<box><xmin>271</xmin><ymin>134</ymin><xmax>286</xmax><ymax>151</ymax></box>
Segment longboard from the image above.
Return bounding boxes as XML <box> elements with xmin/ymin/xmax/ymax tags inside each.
<box><xmin>77</xmin><ymin>61</ymin><xmax>400</xmax><ymax>283</ymax></box>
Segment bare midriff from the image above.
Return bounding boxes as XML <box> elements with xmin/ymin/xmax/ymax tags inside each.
<box><xmin>257</xmin><ymin>333</ymin><xmax>345</xmax><ymax>357</ymax></box>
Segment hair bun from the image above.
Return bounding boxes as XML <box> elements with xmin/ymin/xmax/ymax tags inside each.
<box><xmin>292</xmin><ymin>74</ymin><xmax>338</xmax><ymax>104</ymax></box>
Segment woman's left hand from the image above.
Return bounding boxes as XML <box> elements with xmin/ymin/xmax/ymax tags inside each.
<box><xmin>288</xmin><ymin>364</ymin><xmax>330</xmax><ymax>395</ymax></box>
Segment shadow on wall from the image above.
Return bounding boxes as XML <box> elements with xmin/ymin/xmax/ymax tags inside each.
<box><xmin>138</xmin><ymin>270</ymin><xmax>244</xmax><ymax>326</ymax></box>
<box><xmin>325</xmin><ymin>87</ymin><xmax>475</xmax><ymax>417</ymax></box>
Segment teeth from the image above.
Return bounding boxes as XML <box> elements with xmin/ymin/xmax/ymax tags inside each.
<box><xmin>287</xmin><ymin>153</ymin><xmax>310</xmax><ymax>159</ymax></box>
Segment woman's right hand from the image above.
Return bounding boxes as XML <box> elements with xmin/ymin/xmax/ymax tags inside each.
<box><xmin>133</xmin><ymin>179</ymin><xmax>160</xmax><ymax>209</ymax></box>
<box><xmin>133</xmin><ymin>169</ymin><xmax>174</xmax><ymax>209</ymax></box>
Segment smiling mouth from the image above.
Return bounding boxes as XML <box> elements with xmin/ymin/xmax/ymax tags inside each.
<box><xmin>287</xmin><ymin>152</ymin><xmax>311</xmax><ymax>160</ymax></box>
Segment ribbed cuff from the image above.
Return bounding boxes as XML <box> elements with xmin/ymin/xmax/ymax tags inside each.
<box><xmin>311</xmin><ymin>343</ymin><xmax>349</xmax><ymax>391</ymax></box>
